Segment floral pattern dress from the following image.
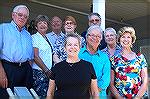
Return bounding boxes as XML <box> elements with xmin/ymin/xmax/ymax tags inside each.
<box><xmin>110</xmin><ymin>53</ymin><xmax>148</xmax><ymax>98</ymax></box>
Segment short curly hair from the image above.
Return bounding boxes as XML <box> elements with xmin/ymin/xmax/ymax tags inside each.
<box><xmin>64</xmin><ymin>16</ymin><xmax>77</xmax><ymax>25</ymax></box>
<box><xmin>35</xmin><ymin>15</ymin><xmax>50</xmax><ymax>27</ymax></box>
<box><xmin>117</xmin><ymin>26</ymin><xmax>136</xmax><ymax>44</ymax></box>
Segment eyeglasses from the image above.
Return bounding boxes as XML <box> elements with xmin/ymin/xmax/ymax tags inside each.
<box><xmin>89</xmin><ymin>19</ymin><xmax>100</xmax><ymax>23</ymax></box>
<box><xmin>65</xmin><ymin>22</ymin><xmax>74</xmax><ymax>25</ymax></box>
<box><xmin>15</xmin><ymin>12</ymin><xmax>28</xmax><ymax>19</ymax></box>
<box><xmin>88</xmin><ymin>34</ymin><xmax>101</xmax><ymax>39</ymax></box>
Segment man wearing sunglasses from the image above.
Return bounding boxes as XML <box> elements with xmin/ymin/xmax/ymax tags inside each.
<box><xmin>81</xmin><ymin>13</ymin><xmax>106</xmax><ymax>50</ymax></box>
<box><xmin>0</xmin><ymin>5</ymin><xmax>33</xmax><ymax>98</ymax></box>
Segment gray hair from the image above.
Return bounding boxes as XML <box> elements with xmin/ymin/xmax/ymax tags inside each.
<box><xmin>86</xmin><ymin>25</ymin><xmax>103</xmax><ymax>38</ymax></box>
<box><xmin>13</xmin><ymin>5</ymin><xmax>29</xmax><ymax>16</ymax></box>
<box><xmin>104</xmin><ymin>27</ymin><xmax>117</xmax><ymax>36</ymax></box>
<box><xmin>88</xmin><ymin>13</ymin><xmax>101</xmax><ymax>20</ymax></box>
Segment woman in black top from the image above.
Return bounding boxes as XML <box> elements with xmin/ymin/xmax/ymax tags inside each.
<box><xmin>47</xmin><ymin>33</ymin><xmax>99</xmax><ymax>99</ymax></box>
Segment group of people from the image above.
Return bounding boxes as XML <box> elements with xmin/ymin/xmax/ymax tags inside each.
<box><xmin>0</xmin><ymin>4</ymin><xmax>148</xmax><ymax>99</ymax></box>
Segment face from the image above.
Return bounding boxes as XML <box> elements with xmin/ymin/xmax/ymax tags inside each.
<box><xmin>86</xmin><ymin>29</ymin><xmax>102</xmax><ymax>49</ymax></box>
<box><xmin>64</xmin><ymin>20</ymin><xmax>76</xmax><ymax>33</ymax></box>
<box><xmin>105</xmin><ymin>31</ymin><xmax>117</xmax><ymax>45</ymax></box>
<box><xmin>120</xmin><ymin>32</ymin><xmax>132</xmax><ymax>48</ymax></box>
<box><xmin>36</xmin><ymin>21</ymin><xmax>48</xmax><ymax>34</ymax></box>
<box><xmin>89</xmin><ymin>15</ymin><xmax>101</xmax><ymax>26</ymax></box>
<box><xmin>12</xmin><ymin>7</ymin><xmax>29</xmax><ymax>29</ymax></box>
<box><xmin>51</xmin><ymin>16</ymin><xmax>62</xmax><ymax>30</ymax></box>
<box><xmin>65</xmin><ymin>37</ymin><xmax>80</xmax><ymax>57</ymax></box>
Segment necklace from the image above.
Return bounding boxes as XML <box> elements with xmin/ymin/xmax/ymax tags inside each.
<box><xmin>66</xmin><ymin>59</ymin><xmax>80</xmax><ymax>67</ymax></box>
<box><xmin>68</xmin><ymin>63</ymin><xmax>74</xmax><ymax>67</ymax></box>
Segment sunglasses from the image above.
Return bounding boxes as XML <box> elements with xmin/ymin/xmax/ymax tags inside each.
<box><xmin>89</xmin><ymin>19</ymin><xmax>100</xmax><ymax>23</ymax></box>
<box><xmin>65</xmin><ymin>22</ymin><xmax>74</xmax><ymax>25</ymax></box>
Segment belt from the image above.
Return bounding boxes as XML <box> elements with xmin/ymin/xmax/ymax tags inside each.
<box><xmin>1</xmin><ymin>59</ymin><xmax>29</xmax><ymax>66</ymax></box>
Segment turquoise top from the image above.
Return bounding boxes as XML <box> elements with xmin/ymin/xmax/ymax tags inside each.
<box><xmin>79</xmin><ymin>46</ymin><xmax>110</xmax><ymax>97</ymax></box>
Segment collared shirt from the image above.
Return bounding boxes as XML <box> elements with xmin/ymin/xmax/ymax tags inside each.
<box><xmin>101</xmin><ymin>45</ymin><xmax>121</xmax><ymax>58</ymax></box>
<box><xmin>0</xmin><ymin>21</ymin><xmax>33</xmax><ymax>62</ymax></box>
<box><xmin>54</xmin><ymin>32</ymin><xmax>85</xmax><ymax>61</ymax></box>
<box><xmin>79</xmin><ymin>46</ymin><xmax>110</xmax><ymax>96</ymax></box>
<box><xmin>46</xmin><ymin>31</ymin><xmax>65</xmax><ymax>47</ymax></box>
<box><xmin>32</xmin><ymin>32</ymin><xmax>53</xmax><ymax>70</ymax></box>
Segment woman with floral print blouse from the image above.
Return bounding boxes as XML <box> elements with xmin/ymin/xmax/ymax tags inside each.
<box><xmin>110</xmin><ymin>26</ymin><xmax>148</xmax><ymax>99</ymax></box>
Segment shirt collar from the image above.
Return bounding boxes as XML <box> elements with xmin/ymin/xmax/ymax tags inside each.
<box><xmin>11</xmin><ymin>20</ymin><xmax>26</xmax><ymax>31</ymax></box>
<box><xmin>51</xmin><ymin>31</ymin><xmax>64</xmax><ymax>36</ymax></box>
<box><xmin>104</xmin><ymin>44</ymin><xmax>121</xmax><ymax>51</ymax></box>
<box><xmin>81</xmin><ymin>45</ymin><xmax>101</xmax><ymax>56</ymax></box>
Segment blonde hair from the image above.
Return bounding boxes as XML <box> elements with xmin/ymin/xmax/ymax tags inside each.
<box><xmin>117</xmin><ymin>26</ymin><xmax>136</xmax><ymax>44</ymax></box>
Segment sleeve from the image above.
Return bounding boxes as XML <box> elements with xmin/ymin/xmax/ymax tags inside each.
<box><xmin>0</xmin><ymin>24</ymin><xmax>3</xmax><ymax>51</ymax></box>
<box><xmin>89</xmin><ymin>63</ymin><xmax>97</xmax><ymax>79</ymax></box>
<box><xmin>140</xmin><ymin>54</ymin><xmax>148</xmax><ymax>68</ymax></box>
<box><xmin>81</xmin><ymin>37</ymin><xmax>86</xmax><ymax>48</ymax></box>
<box><xmin>110</xmin><ymin>56</ymin><xmax>115</xmax><ymax>71</ymax></box>
<box><xmin>50</xmin><ymin>66</ymin><xmax>55</xmax><ymax>80</ymax></box>
<box><xmin>98</xmin><ymin>55</ymin><xmax>111</xmax><ymax>90</ymax></box>
<box><xmin>32</xmin><ymin>35</ymin><xmax>39</xmax><ymax>48</ymax></box>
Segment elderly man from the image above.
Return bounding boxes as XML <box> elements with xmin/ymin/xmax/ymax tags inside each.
<box><xmin>81</xmin><ymin>13</ymin><xmax>106</xmax><ymax>50</ymax></box>
<box><xmin>79</xmin><ymin>25</ymin><xmax>110</xmax><ymax>98</ymax></box>
<box><xmin>46</xmin><ymin>16</ymin><xmax>65</xmax><ymax>47</ymax></box>
<box><xmin>0</xmin><ymin>5</ymin><xmax>33</xmax><ymax>97</ymax></box>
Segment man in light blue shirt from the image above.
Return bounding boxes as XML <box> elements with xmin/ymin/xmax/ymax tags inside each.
<box><xmin>0</xmin><ymin>5</ymin><xmax>33</xmax><ymax>97</ymax></box>
<box><xmin>46</xmin><ymin>16</ymin><xmax>65</xmax><ymax>47</ymax></box>
<box><xmin>79</xmin><ymin>25</ymin><xmax>110</xmax><ymax>98</ymax></box>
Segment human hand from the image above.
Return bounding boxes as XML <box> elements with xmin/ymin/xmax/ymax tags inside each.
<box><xmin>98</xmin><ymin>88</ymin><xmax>101</xmax><ymax>92</ymax></box>
<box><xmin>0</xmin><ymin>67</ymin><xmax>8</xmax><ymax>88</ymax></box>
<box><xmin>134</xmin><ymin>96</ymin><xmax>141</xmax><ymax>99</ymax></box>
<box><xmin>44</xmin><ymin>69</ymin><xmax>52</xmax><ymax>79</ymax></box>
<box><xmin>116</xmin><ymin>95</ymin><xmax>124</xmax><ymax>99</ymax></box>
<box><xmin>53</xmin><ymin>53</ymin><xmax>61</xmax><ymax>64</ymax></box>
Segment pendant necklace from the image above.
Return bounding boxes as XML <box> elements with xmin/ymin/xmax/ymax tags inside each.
<box><xmin>68</xmin><ymin>63</ymin><xmax>74</xmax><ymax>67</ymax></box>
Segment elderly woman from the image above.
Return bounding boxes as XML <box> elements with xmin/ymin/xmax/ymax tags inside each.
<box><xmin>79</xmin><ymin>25</ymin><xmax>111</xmax><ymax>98</ymax></box>
<box><xmin>53</xmin><ymin>16</ymin><xmax>85</xmax><ymax>63</ymax></box>
<box><xmin>47</xmin><ymin>33</ymin><xmax>99</xmax><ymax>99</ymax></box>
<box><xmin>110</xmin><ymin>26</ymin><xmax>148</xmax><ymax>99</ymax></box>
<box><xmin>31</xmin><ymin>15</ymin><xmax>53</xmax><ymax>97</ymax></box>
<box><xmin>102</xmin><ymin>27</ymin><xmax>121</xmax><ymax>58</ymax></box>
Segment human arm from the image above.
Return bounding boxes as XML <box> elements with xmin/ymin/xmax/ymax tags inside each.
<box><xmin>0</xmin><ymin>61</ymin><xmax>8</xmax><ymax>88</ymax></box>
<box><xmin>134</xmin><ymin>67</ymin><xmax>148</xmax><ymax>99</ymax></box>
<box><xmin>110</xmin><ymin>70</ymin><xmax>124</xmax><ymax>99</ymax></box>
<box><xmin>97</xmin><ymin>57</ymin><xmax>111</xmax><ymax>91</ymax></box>
<box><xmin>0</xmin><ymin>24</ymin><xmax>8</xmax><ymax>88</ymax></box>
<box><xmin>46</xmin><ymin>79</ymin><xmax>55</xmax><ymax>99</ymax></box>
<box><xmin>33</xmin><ymin>47</ymin><xmax>51</xmax><ymax>78</ymax></box>
<box><xmin>90</xmin><ymin>79</ymin><xmax>99</xmax><ymax>99</ymax></box>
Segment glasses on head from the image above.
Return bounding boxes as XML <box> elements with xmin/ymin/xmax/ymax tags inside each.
<box><xmin>88</xmin><ymin>34</ymin><xmax>101</xmax><ymax>39</ymax></box>
<box><xmin>15</xmin><ymin>12</ymin><xmax>28</xmax><ymax>19</ymax></box>
<box><xmin>65</xmin><ymin>22</ymin><xmax>74</xmax><ymax>25</ymax></box>
<box><xmin>89</xmin><ymin>19</ymin><xmax>100</xmax><ymax>23</ymax></box>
